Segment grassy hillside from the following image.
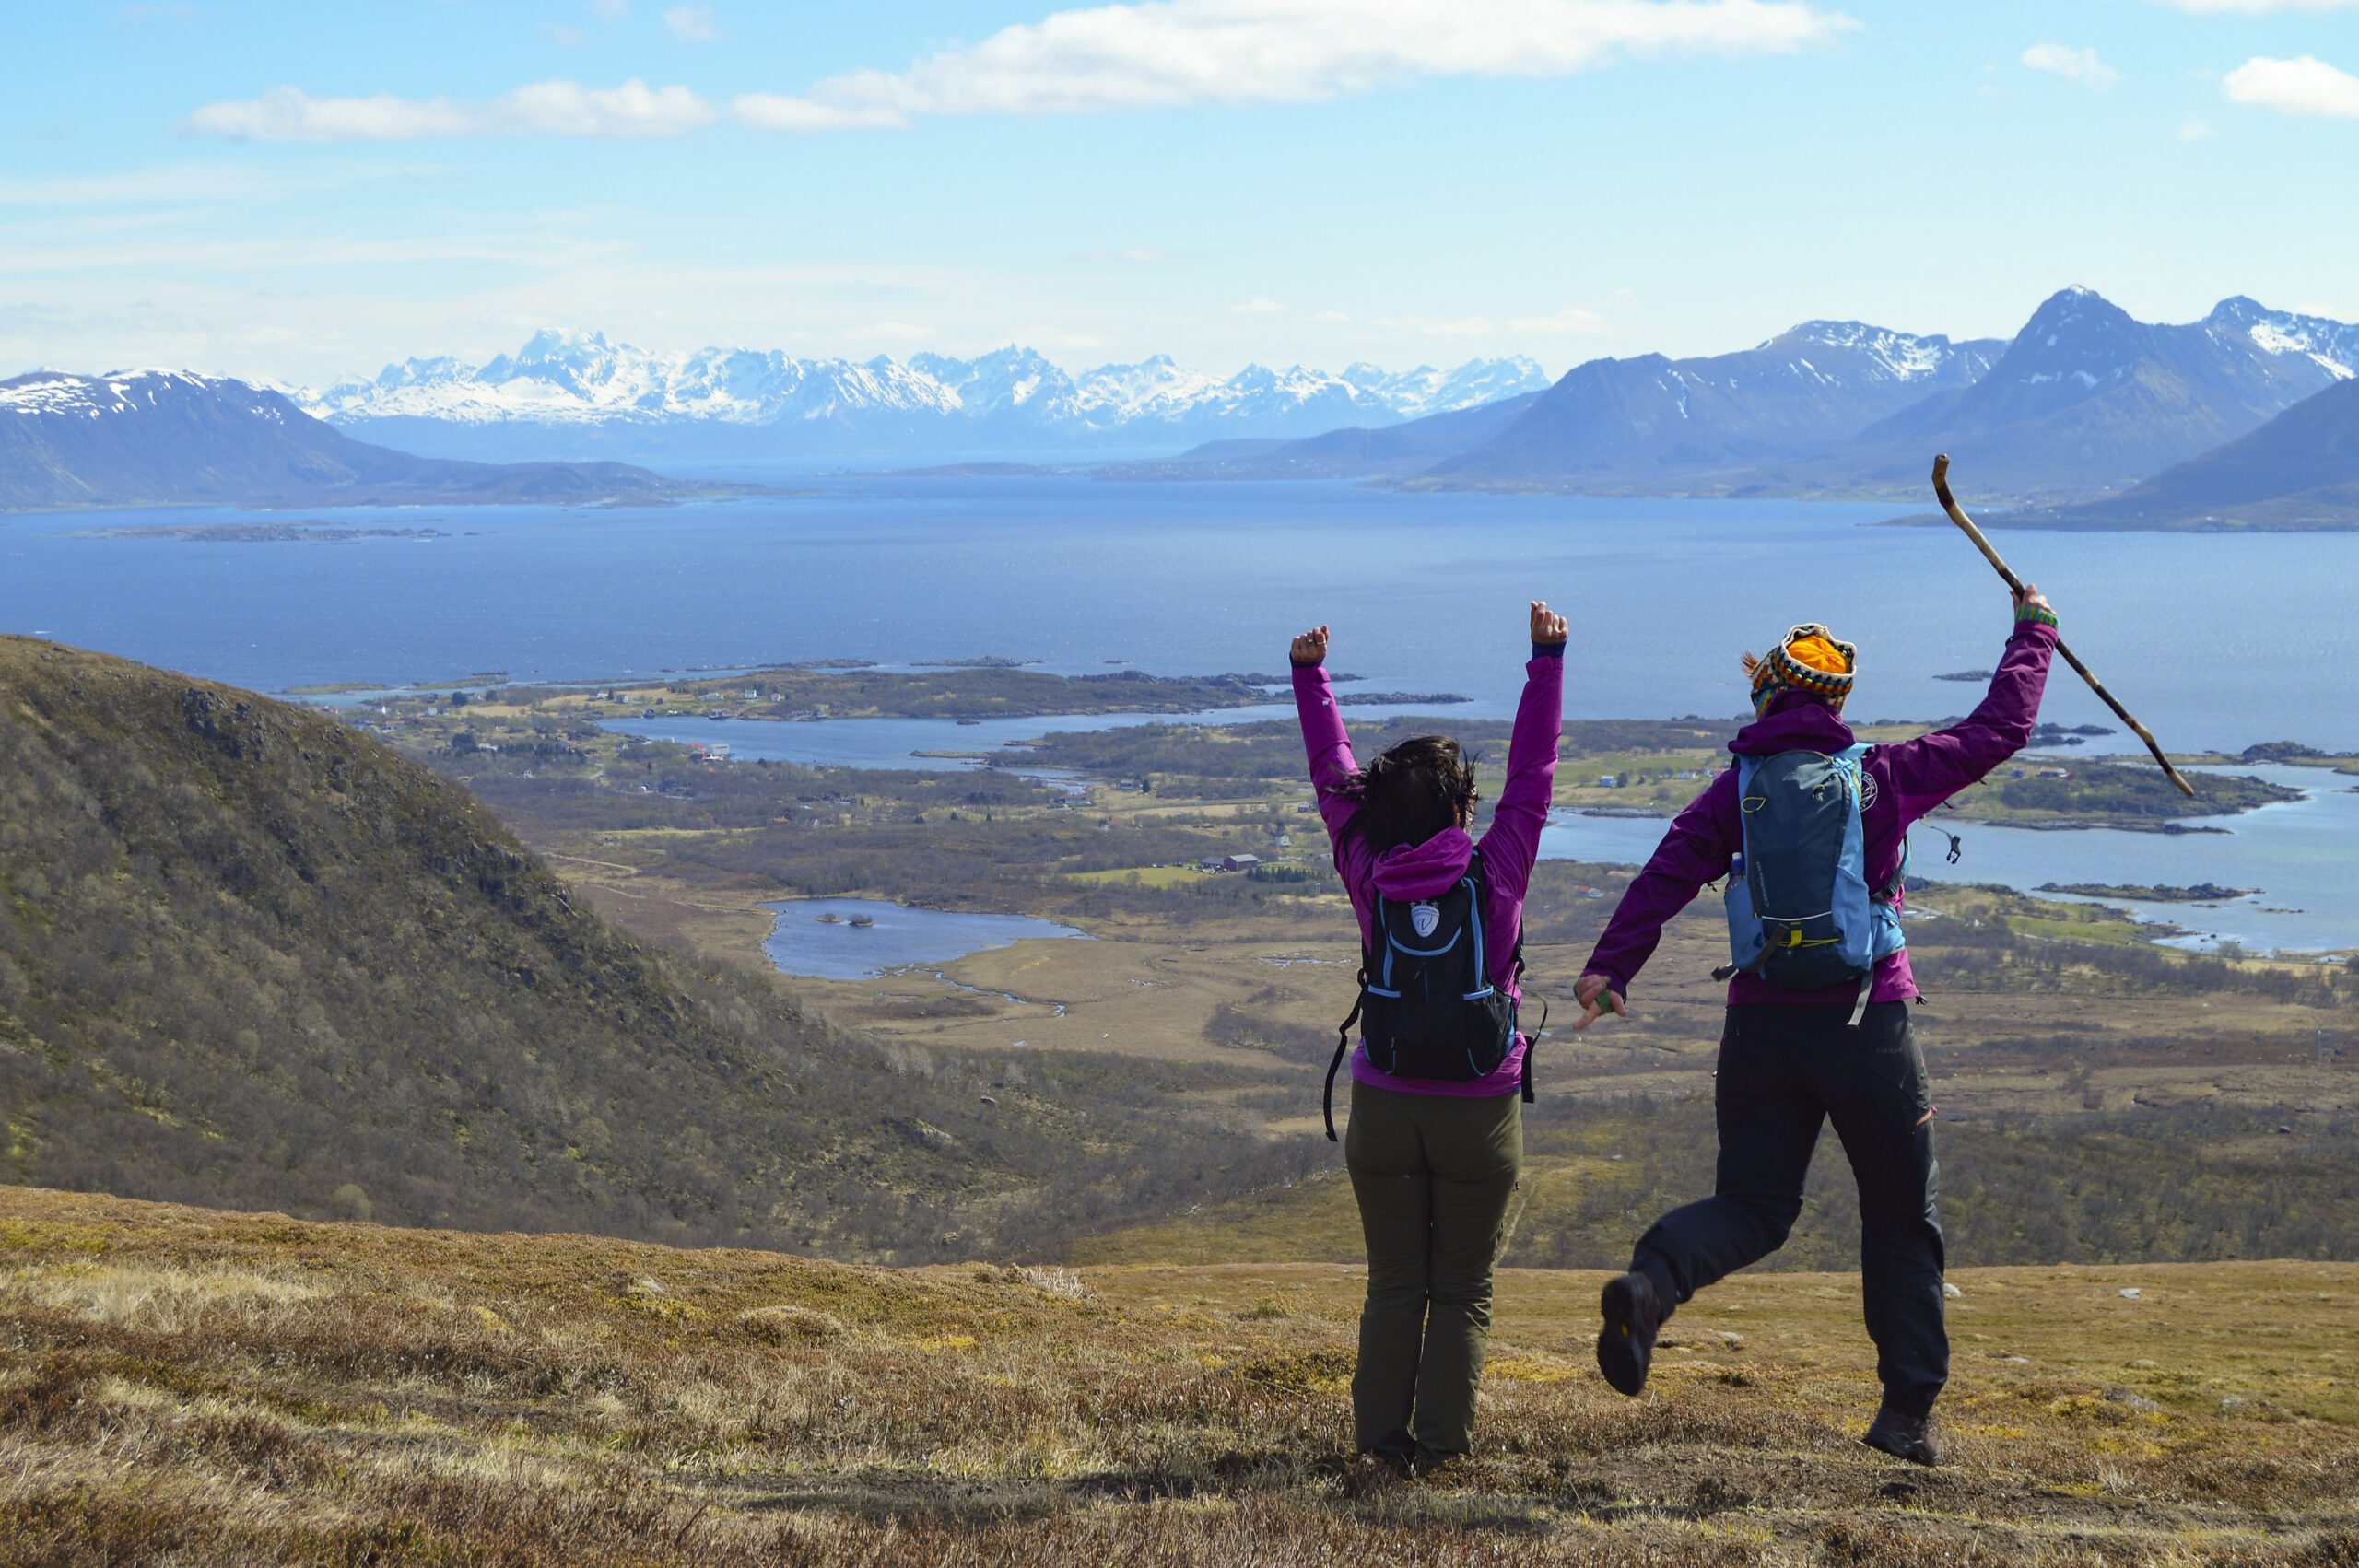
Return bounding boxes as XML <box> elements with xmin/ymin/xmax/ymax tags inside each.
<box><xmin>0</xmin><ymin>637</ymin><xmax>1307</xmax><ymax>1260</ymax></box>
<box><xmin>3</xmin><ymin>1185</ymin><xmax>2354</xmax><ymax>1565</ymax></box>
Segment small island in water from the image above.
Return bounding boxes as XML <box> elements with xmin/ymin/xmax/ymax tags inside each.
<box><xmin>2037</xmin><ymin>882</ymin><xmax>2259</xmax><ymax>904</ymax></box>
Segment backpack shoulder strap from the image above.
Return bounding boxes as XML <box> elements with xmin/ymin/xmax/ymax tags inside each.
<box><xmin>1325</xmin><ymin>943</ymin><xmax>1371</xmax><ymax>1143</ymax></box>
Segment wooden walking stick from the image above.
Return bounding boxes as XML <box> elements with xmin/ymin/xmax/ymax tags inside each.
<box><xmin>1931</xmin><ymin>455</ymin><xmax>2194</xmax><ymax>796</ymax></box>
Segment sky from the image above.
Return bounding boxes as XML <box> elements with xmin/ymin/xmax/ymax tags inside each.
<box><xmin>5</xmin><ymin>0</ymin><xmax>2358</xmax><ymax>388</ymax></box>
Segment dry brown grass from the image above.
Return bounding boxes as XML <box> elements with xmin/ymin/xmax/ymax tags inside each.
<box><xmin>4</xmin><ymin>1184</ymin><xmax>2356</xmax><ymax>1565</ymax></box>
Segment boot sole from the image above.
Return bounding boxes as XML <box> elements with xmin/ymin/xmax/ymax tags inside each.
<box><xmin>1596</xmin><ymin>1274</ymin><xmax>1653</xmax><ymax>1397</ymax></box>
<box><xmin>1860</xmin><ymin>1427</ymin><xmax>1940</xmax><ymax>1468</ymax></box>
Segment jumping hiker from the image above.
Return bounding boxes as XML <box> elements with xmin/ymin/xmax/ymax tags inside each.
<box><xmin>1573</xmin><ymin>585</ymin><xmax>2060</xmax><ymax>1467</ymax></box>
<box><xmin>1290</xmin><ymin>601</ymin><xmax>1564</xmax><ymax>1476</ymax></box>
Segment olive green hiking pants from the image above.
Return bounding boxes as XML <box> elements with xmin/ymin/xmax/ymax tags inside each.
<box><xmin>1344</xmin><ymin>1079</ymin><xmax>1523</xmax><ymax>1460</ymax></box>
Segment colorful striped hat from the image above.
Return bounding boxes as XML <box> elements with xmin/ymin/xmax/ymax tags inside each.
<box><xmin>1743</xmin><ymin>624</ymin><xmax>1858</xmax><ymax>715</ymax></box>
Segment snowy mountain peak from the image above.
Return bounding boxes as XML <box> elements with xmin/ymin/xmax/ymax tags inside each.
<box><xmin>3</xmin><ymin>369</ymin><xmax>290</xmax><ymax>426</ymax></box>
<box><xmin>1765</xmin><ymin>321</ymin><xmax>1980</xmax><ymax>382</ymax></box>
<box><xmin>2203</xmin><ymin>297</ymin><xmax>2358</xmax><ymax>380</ymax></box>
<box><xmin>294</xmin><ymin>333</ymin><xmax>1552</xmax><ymax>451</ymax></box>
<box><xmin>2022</xmin><ymin>287</ymin><xmax>2137</xmax><ymax>339</ymax></box>
<box><xmin>514</xmin><ymin>326</ymin><xmax>613</xmax><ymax>361</ymax></box>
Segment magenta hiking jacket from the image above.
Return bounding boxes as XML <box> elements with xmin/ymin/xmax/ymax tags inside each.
<box><xmin>1294</xmin><ymin>646</ymin><xmax>1564</xmax><ymax>1096</ymax></box>
<box><xmin>1582</xmin><ymin>615</ymin><xmax>2060</xmax><ymax>1008</ymax></box>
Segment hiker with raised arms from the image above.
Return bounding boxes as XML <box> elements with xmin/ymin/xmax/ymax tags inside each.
<box><xmin>1290</xmin><ymin>600</ymin><xmax>1565</xmax><ymax>1478</ymax></box>
<box><xmin>1572</xmin><ymin>584</ymin><xmax>2060</xmax><ymax>1467</ymax></box>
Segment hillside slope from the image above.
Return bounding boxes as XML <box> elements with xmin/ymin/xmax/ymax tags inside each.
<box><xmin>0</xmin><ymin>638</ymin><xmax>1288</xmax><ymax>1258</ymax></box>
<box><xmin>1096</xmin><ymin>391</ymin><xmax>1543</xmax><ymax>480</ymax></box>
<box><xmin>3</xmin><ymin>1185</ymin><xmax>2354</xmax><ymax>1566</ymax></box>
<box><xmin>2018</xmin><ymin>373</ymin><xmax>2359</xmax><ymax>529</ymax></box>
<box><xmin>0</xmin><ymin>370</ymin><xmax>719</xmax><ymax>510</ymax></box>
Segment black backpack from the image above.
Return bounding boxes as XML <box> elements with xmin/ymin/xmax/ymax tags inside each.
<box><xmin>1323</xmin><ymin>850</ymin><xmax>1532</xmax><ymax>1141</ymax></box>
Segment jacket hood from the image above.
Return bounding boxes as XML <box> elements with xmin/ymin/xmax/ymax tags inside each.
<box><xmin>1371</xmin><ymin>826</ymin><xmax>1475</xmax><ymax>900</ymax></box>
<box><xmin>1730</xmin><ymin>692</ymin><xmax>1857</xmax><ymax>757</ymax></box>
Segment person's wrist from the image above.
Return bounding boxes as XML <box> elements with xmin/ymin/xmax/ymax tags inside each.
<box><xmin>1532</xmin><ymin>639</ymin><xmax>1566</xmax><ymax>660</ymax></box>
<box><xmin>2014</xmin><ymin>601</ymin><xmax>2059</xmax><ymax>630</ymax></box>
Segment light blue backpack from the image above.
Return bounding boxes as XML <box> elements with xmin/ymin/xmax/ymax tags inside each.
<box><xmin>1721</xmin><ymin>744</ymin><xmax>1906</xmax><ymax>989</ymax></box>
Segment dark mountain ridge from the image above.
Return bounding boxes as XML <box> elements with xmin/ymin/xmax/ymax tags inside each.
<box><xmin>1095</xmin><ymin>391</ymin><xmax>1542</xmax><ymax>480</ymax></box>
<box><xmin>0</xmin><ymin>369</ymin><xmax>730</xmax><ymax>510</ymax></box>
<box><xmin>1758</xmin><ymin>289</ymin><xmax>2359</xmax><ymax>501</ymax></box>
<box><xmin>1421</xmin><ymin>320</ymin><xmax>2004</xmax><ymax>487</ymax></box>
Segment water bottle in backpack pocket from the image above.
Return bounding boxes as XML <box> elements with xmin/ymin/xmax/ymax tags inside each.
<box><xmin>1723</xmin><ymin>744</ymin><xmax>1905</xmax><ymax>989</ymax></box>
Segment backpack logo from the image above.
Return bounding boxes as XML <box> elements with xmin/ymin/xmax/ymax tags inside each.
<box><xmin>1411</xmin><ymin>903</ymin><xmax>1441</xmax><ymax>939</ymax></box>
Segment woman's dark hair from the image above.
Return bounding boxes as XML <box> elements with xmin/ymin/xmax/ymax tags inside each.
<box><xmin>1340</xmin><ymin>734</ymin><xmax>1479</xmax><ymax>857</ymax></box>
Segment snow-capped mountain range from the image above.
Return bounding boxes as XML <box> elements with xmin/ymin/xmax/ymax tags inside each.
<box><xmin>299</xmin><ymin>332</ymin><xmax>1554</xmax><ymax>460</ymax></box>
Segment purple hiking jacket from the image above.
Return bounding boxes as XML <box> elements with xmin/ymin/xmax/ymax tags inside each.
<box><xmin>1295</xmin><ymin>648</ymin><xmax>1563</xmax><ymax>1096</ymax></box>
<box><xmin>1583</xmin><ymin>616</ymin><xmax>2059</xmax><ymax>1008</ymax></box>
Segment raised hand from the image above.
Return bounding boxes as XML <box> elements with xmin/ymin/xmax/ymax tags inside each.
<box><xmin>1571</xmin><ymin>973</ymin><xmax>1626</xmax><ymax>1031</ymax></box>
<box><xmin>1530</xmin><ymin>600</ymin><xmax>1568</xmax><ymax>646</ymax></box>
<box><xmin>1290</xmin><ymin>625</ymin><xmax>1330</xmax><ymax>667</ymax></box>
<box><xmin>2013</xmin><ymin>581</ymin><xmax>2052</xmax><ymax>615</ymax></box>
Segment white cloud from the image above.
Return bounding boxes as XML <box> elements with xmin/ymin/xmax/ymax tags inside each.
<box><xmin>731</xmin><ymin>93</ymin><xmax>909</xmax><ymax>132</ymax></box>
<box><xmin>1230</xmin><ymin>296</ymin><xmax>1285</xmax><ymax>313</ymax></box>
<box><xmin>2020</xmin><ymin>42</ymin><xmax>2118</xmax><ymax>88</ymax></box>
<box><xmin>551</xmin><ymin>24</ymin><xmax>590</xmax><ymax>47</ymax></box>
<box><xmin>663</xmin><ymin>5</ymin><xmax>720</xmax><ymax>41</ymax></box>
<box><xmin>2178</xmin><ymin>114</ymin><xmax>2212</xmax><ymax>139</ymax></box>
<box><xmin>182</xmin><ymin>88</ymin><xmax>475</xmax><ymax>142</ymax></box>
<box><xmin>2224</xmin><ymin>54</ymin><xmax>2359</xmax><ymax>117</ymax></box>
<box><xmin>182</xmin><ymin>80</ymin><xmax>717</xmax><ymax>141</ymax></box>
<box><xmin>591</xmin><ymin>0</ymin><xmax>630</xmax><ymax>18</ymax></box>
<box><xmin>501</xmin><ymin>79</ymin><xmax>717</xmax><ymax>135</ymax></box>
<box><xmin>735</xmin><ymin>0</ymin><xmax>1857</xmax><ymax>131</ymax></box>
<box><xmin>182</xmin><ymin>1</ymin><xmax>1856</xmax><ymax>145</ymax></box>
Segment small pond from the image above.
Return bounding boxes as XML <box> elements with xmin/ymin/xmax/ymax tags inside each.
<box><xmin>760</xmin><ymin>896</ymin><xmax>1089</xmax><ymax>980</ymax></box>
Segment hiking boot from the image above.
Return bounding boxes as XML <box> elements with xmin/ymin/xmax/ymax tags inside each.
<box><xmin>1861</xmin><ymin>1399</ymin><xmax>1942</xmax><ymax>1467</ymax></box>
<box><xmin>1596</xmin><ymin>1270</ymin><xmax>1664</xmax><ymax>1397</ymax></box>
<box><xmin>1408</xmin><ymin>1445</ymin><xmax>1463</xmax><ymax>1480</ymax></box>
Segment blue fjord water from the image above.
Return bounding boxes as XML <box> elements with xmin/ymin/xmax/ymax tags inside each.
<box><xmin>6</xmin><ymin>476</ymin><xmax>2354</xmax><ymax>953</ymax></box>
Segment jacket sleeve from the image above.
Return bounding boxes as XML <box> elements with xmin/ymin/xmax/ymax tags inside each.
<box><xmin>1293</xmin><ymin>661</ymin><xmax>1372</xmax><ymax>894</ymax></box>
<box><xmin>1883</xmin><ymin>616</ymin><xmax>2060</xmax><ymax>823</ymax></box>
<box><xmin>1473</xmin><ymin>649</ymin><xmax>1565</xmax><ymax>899</ymax></box>
<box><xmin>1580</xmin><ymin>770</ymin><xmax>1740</xmax><ymax>1000</ymax></box>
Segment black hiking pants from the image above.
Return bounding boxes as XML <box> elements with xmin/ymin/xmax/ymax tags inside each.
<box><xmin>1630</xmin><ymin>1000</ymin><xmax>1947</xmax><ymax>1413</ymax></box>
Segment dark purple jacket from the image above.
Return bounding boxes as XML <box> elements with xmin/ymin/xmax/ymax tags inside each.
<box><xmin>1296</xmin><ymin>649</ymin><xmax>1563</xmax><ymax>1094</ymax></box>
<box><xmin>1583</xmin><ymin>617</ymin><xmax>2059</xmax><ymax>1006</ymax></box>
